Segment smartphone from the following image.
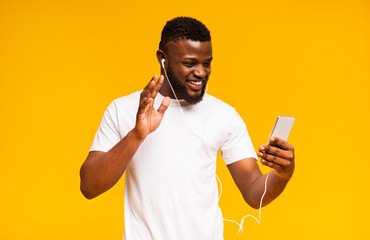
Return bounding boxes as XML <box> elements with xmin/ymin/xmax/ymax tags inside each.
<box><xmin>267</xmin><ymin>116</ymin><xmax>295</xmax><ymax>146</ymax></box>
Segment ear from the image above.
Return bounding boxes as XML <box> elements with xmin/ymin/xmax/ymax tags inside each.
<box><xmin>156</xmin><ymin>49</ymin><xmax>167</xmax><ymax>67</ymax></box>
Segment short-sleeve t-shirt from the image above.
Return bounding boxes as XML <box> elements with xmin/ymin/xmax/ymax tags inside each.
<box><xmin>90</xmin><ymin>91</ymin><xmax>257</xmax><ymax>240</ymax></box>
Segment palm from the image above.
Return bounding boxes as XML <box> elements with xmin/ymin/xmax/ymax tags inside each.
<box><xmin>135</xmin><ymin>75</ymin><xmax>170</xmax><ymax>139</ymax></box>
<box><xmin>137</xmin><ymin>102</ymin><xmax>164</xmax><ymax>135</ymax></box>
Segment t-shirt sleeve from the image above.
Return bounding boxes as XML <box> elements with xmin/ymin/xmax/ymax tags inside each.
<box><xmin>221</xmin><ymin>108</ymin><xmax>257</xmax><ymax>165</ymax></box>
<box><xmin>89</xmin><ymin>101</ymin><xmax>121</xmax><ymax>152</ymax></box>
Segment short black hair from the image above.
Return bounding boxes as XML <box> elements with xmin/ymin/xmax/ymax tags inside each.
<box><xmin>159</xmin><ymin>17</ymin><xmax>211</xmax><ymax>51</ymax></box>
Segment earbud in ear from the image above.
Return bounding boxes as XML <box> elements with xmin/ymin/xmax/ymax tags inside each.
<box><xmin>161</xmin><ymin>59</ymin><xmax>165</xmax><ymax>69</ymax></box>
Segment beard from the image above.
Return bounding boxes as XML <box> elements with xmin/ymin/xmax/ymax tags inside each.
<box><xmin>166</xmin><ymin>64</ymin><xmax>208</xmax><ymax>104</ymax></box>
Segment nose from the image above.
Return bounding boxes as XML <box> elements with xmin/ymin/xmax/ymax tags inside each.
<box><xmin>193</xmin><ymin>64</ymin><xmax>207</xmax><ymax>79</ymax></box>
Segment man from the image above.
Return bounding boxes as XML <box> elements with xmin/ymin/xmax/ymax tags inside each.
<box><xmin>80</xmin><ymin>17</ymin><xmax>295</xmax><ymax>239</ymax></box>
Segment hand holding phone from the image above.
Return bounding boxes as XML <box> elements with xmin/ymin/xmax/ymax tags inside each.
<box><xmin>258</xmin><ymin>116</ymin><xmax>295</xmax><ymax>179</ymax></box>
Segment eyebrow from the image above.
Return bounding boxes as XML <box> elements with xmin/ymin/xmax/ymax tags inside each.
<box><xmin>183</xmin><ymin>57</ymin><xmax>213</xmax><ymax>62</ymax></box>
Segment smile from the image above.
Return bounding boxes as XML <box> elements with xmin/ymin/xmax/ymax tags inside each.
<box><xmin>187</xmin><ymin>80</ymin><xmax>202</xmax><ymax>86</ymax></box>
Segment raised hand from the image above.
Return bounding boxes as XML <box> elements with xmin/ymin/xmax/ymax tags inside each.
<box><xmin>133</xmin><ymin>75</ymin><xmax>170</xmax><ymax>139</ymax></box>
<box><xmin>257</xmin><ymin>137</ymin><xmax>295</xmax><ymax>180</ymax></box>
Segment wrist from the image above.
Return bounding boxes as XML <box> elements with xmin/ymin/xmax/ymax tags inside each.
<box><xmin>272</xmin><ymin>170</ymin><xmax>293</xmax><ymax>182</ymax></box>
<box><xmin>130</xmin><ymin>128</ymin><xmax>148</xmax><ymax>142</ymax></box>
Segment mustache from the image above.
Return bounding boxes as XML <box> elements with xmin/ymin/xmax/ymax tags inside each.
<box><xmin>188</xmin><ymin>74</ymin><xmax>209</xmax><ymax>82</ymax></box>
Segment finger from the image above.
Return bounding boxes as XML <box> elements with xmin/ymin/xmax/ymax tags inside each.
<box><xmin>150</xmin><ymin>75</ymin><xmax>164</xmax><ymax>99</ymax></box>
<box><xmin>257</xmin><ymin>151</ymin><xmax>291</xmax><ymax>168</ymax></box>
<box><xmin>140</xmin><ymin>75</ymin><xmax>158</xmax><ymax>104</ymax></box>
<box><xmin>269</xmin><ymin>137</ymin><xmax>294</xmax><ymax>151</ymax></box>
<box><xmin>259</xmin><ymin>144</ymin><xmax>292</xmax><ymax>160</ymax></box>
<box><xmin>145</xmin><ymin>75</ymin><xmax>158</xmax><ymax>90</ymax></box>
<box><xmin>260</xmin><ymin>158</ymin><xmax>284</xmax><ymax>171</ymax></box>
<box><xmin>137</xmin><ymin>97</ymin><xmax>153</xmax><ymax>115</ymax></box>
<box><xmin>157</xmin><ymin>96</ymin><xmax>170</xmax><ymax>115</ymax></box>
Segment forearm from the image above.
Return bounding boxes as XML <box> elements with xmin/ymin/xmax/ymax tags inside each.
<box><xmin>80</xmin><ymin>129</ymin><xmax>145</xmax><ymax>199</ymax></box>
<box><xmin>244</xmin><ymin>170</ymin><xmax>291</xmax><ymax>209</ymax></box>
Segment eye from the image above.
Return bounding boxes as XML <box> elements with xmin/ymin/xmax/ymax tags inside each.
<box><xmin>203</xmin><ymin>62</ymin><xmax>211</xmax><ymax>68</ymax></box>
<box><xmin>183</xmin><ymin>62</ymin><xmax>195</xmax><ymax>67</ymax></box>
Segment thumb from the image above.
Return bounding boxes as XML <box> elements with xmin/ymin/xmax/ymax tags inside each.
<box><xmin>157</xmin><ymin>96</ymin><xmax>170</xmax><ymax>115</ymax></box>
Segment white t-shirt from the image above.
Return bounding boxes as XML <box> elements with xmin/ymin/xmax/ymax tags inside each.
<box><xmin>90</xmin><ymin>91</ymin><xmax>257</xmax><ymax>240</ymax></box>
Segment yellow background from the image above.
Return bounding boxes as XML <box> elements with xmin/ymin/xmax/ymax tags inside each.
<box><xmin>1</xmin><ymin>0</ymin><xmax>369</xmax><ymax>239</ymax></box>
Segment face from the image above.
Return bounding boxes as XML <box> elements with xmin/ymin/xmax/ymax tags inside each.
<box><xmin>162</xmin><ymin>40</ymin><xmax>212</xmax><ymax>104</ymax></box>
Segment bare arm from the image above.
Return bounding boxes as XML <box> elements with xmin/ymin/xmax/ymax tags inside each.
<box><xmin>80</xmin><ymin>131</ymin><xmax>144</xmax><ymax>199</ymax></box>
<box><xmin>227</xmin><ymin>137</ymin><xmax>295</xmax><ymax>209</ymax></box>
<box><xmin>80</xmin><ymin>75</ymin><xmax>170</xmax><ymax>199</ymax></box>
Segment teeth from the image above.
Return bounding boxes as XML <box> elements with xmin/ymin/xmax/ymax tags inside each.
<box><xmin>188</xmin><ymin>80</ymin><xmax>202</xmax><ymax>86</ymax></box>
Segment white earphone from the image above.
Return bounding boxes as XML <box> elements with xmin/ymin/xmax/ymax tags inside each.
<box><xmin>161</xmin><ymin>58</ymin><xmax>165</xmax><ymax>69</ymax></box>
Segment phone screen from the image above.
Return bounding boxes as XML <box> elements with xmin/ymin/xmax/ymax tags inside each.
<box><xmin>267</xmin><ymin>116</ymin><xmax>295</xmax><ymax>146</ymax></box>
